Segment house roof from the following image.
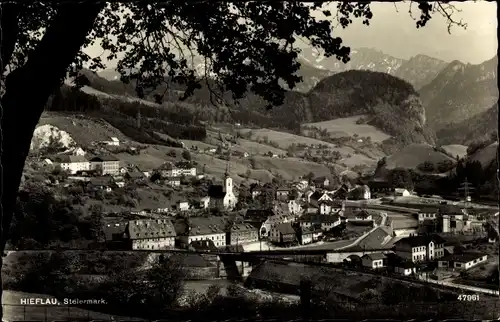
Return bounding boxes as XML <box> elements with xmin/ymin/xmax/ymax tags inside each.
<box><xmin>362</xmin><ymin>253</ymin><xmax>386</xmax><ymax>261</ymax></box>
<box><xmin>230</xmin><ymin>223</ymin><xmax>259</xmax><ymax>232</ymax></box>
<box><xmin>299</xmin><ymin>213</ymin><xmax>340</xmax><ymax>224</ymax></box>
<box><xmin>319</xmin><ymin>199</ymin><xmax>343</xmax><ymax>207</ymax></box>
<box><xmin>245</xmin><ymin>209</ymin><xmax>275</xmax><ymax>221</ymax></box>
<box><xmin>126</xmin><ymin>171</ymin><xmax>145</xmax><ymax>179</ymax></box>
<box><xmin>103</xmin><ymin>221</ymin><xmax>128</xmax><ymax>241</ymax></box>
<box><xmin>89</xmin><ymin>176</ymin><xmax>112</xmax><ymax>186</ymax></box>
<box><xmin>439</xmin><ymin>205</ymin><xmax>464</xmax><ymax>214</ymax></box>
<box><xmin>439</xmin><ymin>252</ymin><xmax>487</xmax><ymax>263</ymax></box>
<box><xmin>420</xmin><ymin>207</ymin><xmax>440</xmax><ymax>214</ymax></box>
<box><xmin>395</xmin><ymin>188</ymin><xmax>408</xmax><ymax>193</ymax></box>
<box><xmin>357</xmin><ymin>226</ymin><xmax>392</xmax><ymax>250</ymax></box>
<box><xmin>54</xmin><ymin>155</ymin><xmax>88</xmax><ymax>163</ymax></box>
<box><xmin>189</xmin><ymin>239</ymin><xmax>219</xmax><ymax>252</ymax></box>
<box><xmin>273</xmin><ymin>222</ymin><xmax>296</xmax><ymax>235</ymax></box>
<box><xmin>90</xmin><ymin>155</ymin><xmax>119</xmax><ymax>162</ymax></box>
<box><xmin>186</xmin><ymin>217</ymin><xmax>227</xmax><ymax>236</ymax></box>
<box><xmin>395</xmin><ymin>234</ymin><xmax>447</xmax><ymax>248</ymax></box>
<box><xmin>127</xmin><ymin>219</ymin><xmax>176</xmax><ymax>239</ymax></box>
<box><xmin>208</xmin><ymin>185</ymin><xmax>226</xmax><ymax>199</ymax></box>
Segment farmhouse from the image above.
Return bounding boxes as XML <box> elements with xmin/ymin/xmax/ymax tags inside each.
<box><xmin>103</xmin><ymin>137</ymin><xmax>120</xmax><ymax>146</ymax></box>
<box><xmin>298</xmin><ymin>214</ymin><xmax>341</xmax><ymax>231</ymax></box>
<box><xmin>438</xmin><ymin>252</ymin><xmax>488</xmax><ymax>271</ymax></box>
<box><xmin>394</xmin><ymin>188</ymin><xmax>411</xmax><ymax>197</ymax></box>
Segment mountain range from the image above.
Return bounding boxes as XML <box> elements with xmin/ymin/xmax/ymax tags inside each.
<box><xmin>94</xmin><ymin>47</ymin><xmax>497</xmax><ymax>145</ymax></box>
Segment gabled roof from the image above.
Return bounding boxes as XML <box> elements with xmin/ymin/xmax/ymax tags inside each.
<box><xmin>187</xmin><ymin>217</ymin><xmax>227</xmax><ymax>236</ymax></box>
<box><xmin>299</xmin><ymin>213</ymin><xmax>340</xmax><ymax>224</ymax></box>
<box><xmin>245</xmin><ymin>209</ymin><xmax>275</xmax><ymax>221</ymax></box>
<box><xmin>127</xmin><ymin>219</ymin><xmax>176</xmax><ymax>239</ymax></box>
<box><xmin>439</xmin><ymin>252</ymin><xmax>487</xmax><ymax>263</ymax></box>
<box><xmin>189</xmin><ymin>239</ymin><xmax>218</xmax><ymax>252</ymax></box>
<box><xmin>395</xmin><ymin>234</ymin><xmax>446</xmax><ymax>248</ymax></box>
<box><xmin>362</xmin><ymin>253</ymin><xmax>386</xmax><ymax>261</ymax></box>
<box><xmin>273</xmin><ymin>222</ymin><xmax>296</xmax><ymax>235</ymax></box>
<box><xmin>126</xmin><ymin>171</ymin><xmax>145</xmax><ymax>179</ymax></box>
<box><xmin>54</xmin><ymin>155</ymin><xmax>88</xmax><ymax>163</ymax></box>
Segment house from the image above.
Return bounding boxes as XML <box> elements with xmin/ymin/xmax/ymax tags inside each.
<box><xmin>53</xmin><ymin>155</ymin><xmax>90</xmax><ymax>174</ymax></box>
<box><xmin>72</xmin><ymin>147</ymin><xmax>86</xmax><ymax>156</ymax></box>
<box><xmin>178</xmin><ymin>201</ymin><xmax>190</xmax><ymax>211</ymax></box>
<box><xmin>125</xmin><ymin>171</ymin><xmax>146</xmax><ymax>183</ymax></box>
<box><xmin>89</xmin><ymin>155</ymin><xmax>120</xmax><ymax>176</ymax></box>
<box><xmin>287</xmin><ymin>199</ymin><xmax>302</xmax><ymax>215</ymax></box>
<box><xmin>319</xmin><ymin>200</ymin><xmax>343</xmax><ymax>215</ymax></box>
<box><xmin>103</xmin><ymin>221</ymin><xmax>128</xmax><ymax>242</ymax></box>
<box><xmin>175</xmin><ymin>217</ymin><xmax>227</xmax><ymax>248</ymax></box>
<box><xmin>361</xmin><ymin>185</ymin><xmax>371</xmax><ymax>199</ymax></box>
<box><xmin>354</xmin><ymin>209</ymin><xmax>372</xmax><ymax>221</ymax></box>
<box><xmin>269</xmin><ymin>223</ymin><xmax>297</xmax><ymax>245</ymax></box>
<box><xmin>200</xmin><ymin>196</ymin><xmax>210</xmax><ymax>209</ymax></box>
<box><xmin>438</xmin><ymin>252</ymin><xmax>488</xmax><ymax>271</ymax></box>
<box><xmin>127</xmin><ymin>219</ymin><xmax>176</xmax><ymax>250</ymax></box>
<box><xmin>394</xmin><ymin>234</ymin><xmax>446</xmax><ymax>263</ymax></box>
<box><xmin>244</xmin><ymin>209</ymin><xmax>276</xmax><ymax>236</ymax></box>
<box><xmin>119</xmin><ymin>167</ymin><xmax>128</xmax><ymax>175</ymax></box>
<box><xmin>384</xmin><ymin>252</ymin><xmax>417</xmax><ymax>276</ymax></box>
<box><xmin>296</xmin><ymin>226</ymin><xmax>322</xmax><ymax>245</ymax></box>
<box><xmin>189</xmin><ymin>239</ymin><xmax>219</xmax><ymax>252</ymax></box>
<box><xmin>313</xmin><ymin>176</ymin><xmax>330</xmax><ymax>188</ymax></box>
<box><xmin>417</xmin><ymin>207</ymin><xmax>440</xmax><ymax>222</ymax></box>
<box><xmin>332</xmin><ymin>184</ymin><xmax>349</xmax><ymax>200</ymax></box>
<box><xmin>368</xmin><ymin>180</ymin><xmax>394</xmax><ymax>195</ymax></box>
<box><xmin>207</xmin><ymin>173</ymin><xmax>237</xmax><ymax>210</ymax></box>
<box><xmin>394</xmin><ymin>188</ymin><xmax>411</xmax><ymax>197</ymax></box>
<box><xmin>226</xmin><ymin>223</ymin><xmax>259</xmax><ymax>245</ymax></box>
<box><xmin>361</xmin><ymin>253</ymin><xmax>386</xmax><ymax>269</ymax></box>
<box><xmin>298</xmin><ymin>214</ymin><xmax>341</xmax><ymax>232</ymax></box>
<box><xmin>165</xmin><ymin>176</ymin><xmax>181</xmax><ymax>187</ymax></box>
<box><xmin>261</xmin><ymin>213</ymin><xmax>296</xmax><ymax>238</ymax></box>
<box><xmin>88</xmin><ymin>177</ymin><xmax>114</xmax><ymax>192</ymax></box>
<box><xmin>276</xmin><ymin>187</ymin><xmax>290</xmax><ymax>201</ymax></box>
<box><xmin>175</xmin><ymin>161</ymin><xmax>197</xmax><ymax>177</ymax></box>
<box><xmin>104</xmin><ymin>137</ymin><xmax>120</xmax><ymax>146</ymax></box>
<box><xmin>343</xmin><ymin>255</ymin><xmax>362</xmax><ymax>267</ymax></box>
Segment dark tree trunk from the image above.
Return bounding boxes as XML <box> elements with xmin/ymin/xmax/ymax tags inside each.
<box><xmin>0</xmin><ymin>3</ymin><xmax>103</xmax><ymax>320</ymax></box>
<box><xmin>0</xmin><ymin>4</ymin><xmax>20</xmax><ymax>72</ymax></box>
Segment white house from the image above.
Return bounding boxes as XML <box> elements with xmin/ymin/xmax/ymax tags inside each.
<box><xmin>72</xmin><ymin>147</ymin><xmax>86</xmax><ymax>156</ymax></box>
<box><xmin>362</xmin><ymin>185</ymin><xmax>371</xmax><ymax>200</ymax></box>
<box><xmin>394</xmin><ymin>234</ymin><xmax>446</xmax><ymax>263</ymax></box>
<box><xmin>438</xmin><ymin>253</ymin><xmax>488</xmax><ymax>271</ymax></box>
<box><xmin>176</xmin><ymin>217</ymin><xmax>227</xmax><ymax>248</ymax></box>
<box><xmin>417</xmin><ymin>207</ymin><xmax>440</xmax><ymax>222</ymax></box>
<box><xmin>178</xmin><ymin>201</ymin><xmax>190</xmax><ymax>211</ymax></box>
<box><xmin>54</xmin><ymin>155</ymin><xmax>90</xmax><ymax>174</ymax></box>
<box><xmin>395</xmin><ymin>188</ymin><xmax>411</xmax><ymax>197</ymax></box>
<box><xmin>105</xmin><ymin>137</ymin><xmax>120</xmax><ymax>146</ymax></box>
<box><xmin>361</xmin><ymin>253</ymin><xmax>386</xmax><ymax>269</ymax></box>
<box><xmin>200</xmin><ymin>196</ymin><xmax>210</xmax><ymax>209</ymax></box>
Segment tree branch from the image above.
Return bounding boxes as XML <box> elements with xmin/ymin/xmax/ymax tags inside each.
<box><xmin>0</xmin><ymin>3</ymin><xmax>20</xmax><ymax>73</ymax></box>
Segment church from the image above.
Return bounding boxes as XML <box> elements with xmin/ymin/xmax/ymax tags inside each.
<box><xmin>207</xmin><ymin>168</ymin><xmax>237</xmax><ymax>210</ymax></box>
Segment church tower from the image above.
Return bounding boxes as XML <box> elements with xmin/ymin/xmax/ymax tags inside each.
<box><xmin>224</xmin><ymin>162</ymin><xmax>233</xmax><ymax>194</ymax></box>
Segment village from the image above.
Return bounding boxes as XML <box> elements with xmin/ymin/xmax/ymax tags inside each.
<box><xmin>20</xmin><ymin>133</ymin><xmax>498</xmax><ymax>298</ymax></box>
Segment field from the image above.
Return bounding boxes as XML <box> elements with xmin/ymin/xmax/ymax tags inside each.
<box><xmin>303</xmin><ymin>115</ymin><xmax>391</xmax><ymax>143</ymax></box>
<box><xmin>384</xmin><ymin>143</ymin><xmax>455</xmax><ymax>170</ymax></box>
<box><xmin>441</xmin><ymin>144</ymin><xmax>468</xmax><ymax>159</ymax></box>
<box><xmin>239</xmin><ymin>128</ymin><xmax>343</xmax><ymax>150</ymax></box>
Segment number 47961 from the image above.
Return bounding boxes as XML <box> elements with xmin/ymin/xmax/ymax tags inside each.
<box><xmin>457</xmin><ymin>294</ymin><xmax>480</xmax><ymax>301</ymax></box>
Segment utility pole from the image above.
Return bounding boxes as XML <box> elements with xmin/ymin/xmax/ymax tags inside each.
<box><xmin>458</xmin><ymin>177</ymin><xmax>475</xmax><ymax>210</ymax></box>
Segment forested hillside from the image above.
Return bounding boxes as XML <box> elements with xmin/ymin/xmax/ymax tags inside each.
<box><xmin>79</xmin><ymin>68</ymin><xmax>435</xmax><ymax>148</ymax></box>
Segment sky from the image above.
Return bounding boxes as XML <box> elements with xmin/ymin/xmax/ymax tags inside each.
<box><xmin>84</xmin><ymin>1</ymin><xmax>497</xmax><ymax>68</ymax></box>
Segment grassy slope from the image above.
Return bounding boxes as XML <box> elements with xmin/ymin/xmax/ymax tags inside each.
<box><xmin>441</xmin><ymin>144</ymin><xmax>468</xmax><ymax>159</ymax></box>
<box><xmin>384</xmin><ymin>143</ymin><xmax>455</xmax><ymax>170</ymax></box>
<box><xmin>469</xmin><ymin>142</ymin><xmax>498</xmax><ymax>168</ymax></box>
<box><xmin>303</xmin><ymin>115</ymin><xmax>391</xmax><ymax>143</ymax></box>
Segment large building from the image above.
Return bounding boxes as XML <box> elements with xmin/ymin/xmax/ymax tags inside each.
<box><xmin>90</xmin><ymin>155</ymin><xmax>120</xmax><ymax>176</ymax></box>
<box><xmin>127</xmin><ymin>219</ymin><xmax>176</xmax><ymax>250</ymax></box>
<box><xmin>226</xmin><ymin>222</ymin><xmax>259</xmax><ymax>245</ymax></box>
<box><xmin>54</xmin><ymin>155</ymin><xmax>90</xmax><ymax>174</ymax></box>
<box><xmin>175</xmin><ymin>217</ymin><xmax>227</xmax><ymax>248</ymax></box>
<box><xmin>394</xmin><ymin>234</ymin><xmax>446</xmax><ymax>263</ymax></box>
